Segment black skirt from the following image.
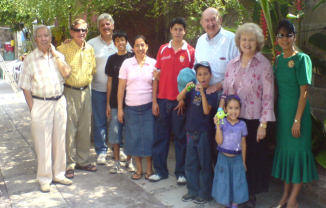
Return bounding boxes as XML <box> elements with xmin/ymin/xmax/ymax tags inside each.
<box><xmin>243</xmin><ymin>119</ymin><xmax>273</xmax><ymax>195</ymax></box>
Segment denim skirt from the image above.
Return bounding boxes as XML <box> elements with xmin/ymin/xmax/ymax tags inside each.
<box><xmin>212</xmin><ymin>152</ymin><xmax>249</xmax><ymax>206</ymax></box>
<box><xmin>123</xmin><ymin>102</ymin><xmax>154</xmax><ymax>157</ymax></box>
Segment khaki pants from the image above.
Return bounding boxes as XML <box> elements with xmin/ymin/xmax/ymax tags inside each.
<box><xmin>64</xmin><ymin>86</ymin><xmax>92</xmax><ymax>169</ymax></box>
<box><xmin>31</xmin><ymin>96</ymin><xmax>67</xmax><ymax>185</ymax></box>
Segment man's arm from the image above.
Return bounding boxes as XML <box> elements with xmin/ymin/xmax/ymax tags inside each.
<box><xmin>22</xmin><ymin>89</ymin><xmax>33</xmax><ymax>111</ymax></box>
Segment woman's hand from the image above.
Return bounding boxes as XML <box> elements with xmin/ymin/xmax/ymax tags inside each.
<box><xmin>152</xmin><ymin>102</ymin><xmax>159</xmax><ymax>116</ymax></box>
<box><xmin>118</xmin><ymin>108</ymin><xmax>124</xmax><ymax>123</ymax></box>
<box><xmin>173</xmin><ymin>99</ymin><xmax>185</xmax><ymax>115</ymax></box>
<box><xmin>292</xmin><ymin>121</ymin><xmax>301</xmax><ymax>138</ymax></box>
<box><xmin>243</xmin><ymin>162</ymin><xmax>247</xmax><ymax>172</ymax></box>
<box><xmin>206</xmin><ymin>82</ymin><xmax>222</xmax><ymax>94</ymax></box>
<box><xmin>256</xmin><ymin>126</ymin><xmax>266</xmax><ymax>142</ymax></box>
<box><xmin>153</xmin><ymin>69</ymin><xmax>160</xmax><ymax>81</ymax></box>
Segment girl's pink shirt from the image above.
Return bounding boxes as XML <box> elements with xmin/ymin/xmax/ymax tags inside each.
<box><xmin>223</xmin><ymin>52</ymin><xmax>276</xmax><ymax>122</ymax></box>
<box><xmin>119</xmin><ymin>56</ymin><xmax>156</xmax><ymax>106</ymax></box>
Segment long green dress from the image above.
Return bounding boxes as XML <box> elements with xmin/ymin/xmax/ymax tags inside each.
<box><xmin>271</xmin><ymin>52</ymin><xmax>319</xmax><ymax>184</ymax></box>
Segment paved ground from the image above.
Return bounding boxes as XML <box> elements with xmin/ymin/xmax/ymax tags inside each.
<box><xmin>0</xmin><ymin>80</ymin><xmax>325</xmax><ymax>208</ymax></box>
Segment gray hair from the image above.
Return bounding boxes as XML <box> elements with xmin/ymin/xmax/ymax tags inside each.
<box><xmin>97</xmin><ymin>13</ymin><xmax>114</xmax><ymax>28</ymax></box>
<box><xmin>235</xmin><ymin>23</ymin><xmax>265</xmax><ymax>53</ymax></box>
<box><xmin>33</xmin><ymin>25</ymin><xmax>51</xmax><ymax>39</ymax></box>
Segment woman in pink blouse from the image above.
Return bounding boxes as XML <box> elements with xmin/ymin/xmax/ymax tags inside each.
<box><xmin>117</xmin><ymin>35</ymin><xmax>156</xmax><ymax>180</ymax></box>
<box><xmin>219</xmin><ymin>23</ymin><xmax>275</xmax><ymax>208</ymax></box>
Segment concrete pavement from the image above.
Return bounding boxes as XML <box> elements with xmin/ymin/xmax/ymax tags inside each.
<box><xmin>0</xmin><ymin>80</ymin><xmax>325</xmax><ymax>208</ymax></box>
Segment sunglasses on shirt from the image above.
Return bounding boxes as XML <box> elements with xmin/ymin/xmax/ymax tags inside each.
<box><xmin>71</xmin><ymin>28</ymin><xmax>88</xmax><ymax>33</ymax></box>
<box><xmin>276</xmin><ymin>33</ymin><xmax>295</xmax><ymax>38</ymax></box>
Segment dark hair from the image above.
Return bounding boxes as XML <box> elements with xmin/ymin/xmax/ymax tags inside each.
<box><xmin>194</xmin><ymin>61</ymin><xmax>212</xmax><ymax>74</ymax></box>
<box><xmin>133</xmin><ymin>35</ymin><xmax>148</xmax><ymax>46</ymax></box>
<box><xmin>225</xmin><ymin>95</ymin><xmax>241</xmax><ymax>108</ymax></box>
<box><xmin>113</xmin><ymin>30</ymin><xmax>128</xmax><ymax>42</ymax></box>
<box><xmin>277</xmin><ymin>19</ymin><xmax>296</xmax><ymax>34</ymax></box>
<box><xmin>169</xmin><ymin>17</ymin><xmax>186</xmax><ymax>29</ymax></box>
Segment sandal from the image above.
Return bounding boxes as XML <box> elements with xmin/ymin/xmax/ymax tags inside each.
<box><xmin>65</xmin><ymin>169</ymin><xmax>74</xmax><ymax>179</ymax></box>
<box><xmin>131</xmin><ymin>172</ymin><xmax>143</xmax><ymax>180</ymax></box>
<box><xmin>75</xmin><ymin>164</ymin><xmax>97</xmax><ymax>172</ymax></box>
<box><xmin>145</xmin><ymin>172</ymin><xmax>153</xmax><ymax>180</ymax></box>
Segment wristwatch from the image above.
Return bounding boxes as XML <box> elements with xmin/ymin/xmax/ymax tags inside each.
<box><xmin>259</xmin><ymin>123</ymin><xmax>267</xmax><ymax>128</ymax></box>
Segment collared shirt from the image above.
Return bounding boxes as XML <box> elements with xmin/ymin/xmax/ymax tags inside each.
<box><xmin>195</xmin><ymin>28</ymin><xmax>239</xmax><ymax>85</ymax></box>
<box><xmin>88</xmin><ymin>35</ymin><xmax>132</xmax><ymax>92</ymax></box>
<box><xmin>223</xmin><ymin>52</ymin><xmax>276</xmax><ymax>122</ymax></box>
<box><xmin>119</xmin><ymin>56</ymin><xmax>156</xmax><ymax>106</ymax></box>
<box><xmin>18</xmin><ymin>46</ymin><xmax>65</xmax><ymax>97</ymax></box>
<box><xmin>155</xmin><ymin>40</ymin><xmax>195</xmax><ymax>100</ymax></box>
<box><xmin>57</xmin><ymin>40</ymin><xmax>96</xmax><ymax>87</ymax></box>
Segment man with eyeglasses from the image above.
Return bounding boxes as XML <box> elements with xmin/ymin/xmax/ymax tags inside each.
<box><xmin>57</xmin><ymin>18</ymin><xmax>97</xmax><ymax>179</ymax></box>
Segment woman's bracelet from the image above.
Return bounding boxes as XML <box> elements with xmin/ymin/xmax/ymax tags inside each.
<box><xmin>259</xmin><ymin>123</ymin><xmax>267</xmax><ymax>129</ymax></box>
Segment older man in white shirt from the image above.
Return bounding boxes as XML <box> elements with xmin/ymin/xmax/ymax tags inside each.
<box><xmin>195</xmin><ymin>7</ymin><xmax>239</xmax><ymax>94</ymax></box>
<box><xmin>18</xmin><ymin>25</ymin><xmax>72</xmax><ymax>192</ymax></box>
<box><xmin>87</xmin><ymin>13</ymin><xmax>131</xmax><ymax>164</ymax></box>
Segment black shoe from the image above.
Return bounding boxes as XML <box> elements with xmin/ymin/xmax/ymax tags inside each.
<box><xmin>182</xmin><ymin>193</ymin><xmax>196</xmax><ymax>202</ymax></box>
<box><xmin>193</xmin><ymin>196</ymin><xmax>208</xmax><ymax>204</ymax></box>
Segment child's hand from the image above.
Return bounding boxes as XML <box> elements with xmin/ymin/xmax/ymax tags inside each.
<box><xmin>196</xmin><ymin>83</ymin><xmax>204</xmax><ymax>93</ymax></box>
<box><xmin>214</xmin><ymin>116</ymin><xmax>219</xmax><ymax>126</ymax></box>
<box><xmin>185</xmin><ymin>82</ymin><xmax>195</xmax><ymax>92</ymax></box>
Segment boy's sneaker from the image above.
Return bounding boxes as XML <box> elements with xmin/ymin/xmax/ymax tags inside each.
<box><xmin>120</xmin><ymin>151</ymin><xmax>127</xmax><ymax>162</ymax></box>
<box><xmin>97</xmin><ymin>153</ymin><xmax>106</xmax><ymax>165</ymax></box>
<box><xmin>182</xmin><ymin>193</ymin><xmax>196</xmax><ymax>202</ymax></box>
<box><xmin>109</xmin><ymin>161</ymin><xmax>121</xmax><ymax>174</ymax></box>
<box><xmin>193</xmin><ymin>196</ymin><xmax>207</xmax><ymax>204</ymax></box>
<box><xmin>148</xmin><ymin>174</ymin><xmax>164</xmax><ymax>182</ymax></box>
<box><xmin>125</xmin><ymin>159</ymin><xmax>136</xmax><ymax>172</ymax></box>
<box><xmin>176</xmin><ymin>176</ymin><xmax>187</xmax><ymax>185</ymax></box>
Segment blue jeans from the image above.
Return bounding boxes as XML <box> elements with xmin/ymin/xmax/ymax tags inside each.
<box><xmin>108</xmin><ymin>108</ymin><xmax>123</xmax><ymax>145</ymax></box>
<box><xmin>152</xmin><ymin>99</ymin><xmax>186</xmax><ymax>178</ymax></box>
<box><xmin>185</xmin><ymin>131</ymin><xmax>213</xmax><ymax>200</ymax></box>
<box><xmin>91</xmin><ymin>90</ymin><xmax>108</xmax><ymax>155</ymax></box>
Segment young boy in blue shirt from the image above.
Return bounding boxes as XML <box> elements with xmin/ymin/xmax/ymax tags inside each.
<box><xmin>177</xmin><ymin>61</ymin><xmax>218</xmax><ymax>204</ymax></box>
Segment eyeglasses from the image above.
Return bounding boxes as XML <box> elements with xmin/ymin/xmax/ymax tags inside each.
<box><xmin>71</xmin><ymin>28</ymin><xmax>88</xmax><ymax>33</ymax></box>
<box><xmin>276</xmin><ymin>33</ymin><xmax>294</xmax><ymax>38</ymax></box>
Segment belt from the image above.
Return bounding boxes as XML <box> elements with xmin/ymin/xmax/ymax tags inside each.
<box><xmin>64</xmin><ymin>84</ymin><xmax>88</xmax><ymax>90</ymax></box>
<box><xmin>32</xmin><ymin>94</ymin><xmax>62</xmax><ymax>101</ymax></box>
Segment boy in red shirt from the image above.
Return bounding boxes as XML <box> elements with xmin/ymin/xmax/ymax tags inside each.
<box><xmin>150</xmin><ymin>17</ymin><xmax>195</xmax><ymax>184</ymax></box>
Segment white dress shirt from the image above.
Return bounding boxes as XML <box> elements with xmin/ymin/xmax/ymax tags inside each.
<box><xmin>195</xmin><ymin>28</ymin><xmax>239</xmax><ymax>85</ymax></box>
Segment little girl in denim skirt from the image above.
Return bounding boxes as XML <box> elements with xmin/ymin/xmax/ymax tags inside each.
<box><xmin>212</xmin><ymin>95</ymin><xmax>249</xmax><ymax>208</ymax></box>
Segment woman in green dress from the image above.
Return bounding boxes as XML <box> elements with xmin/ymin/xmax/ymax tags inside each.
<box><xmin>272</xmin><ymin>20</ymin><xmax>318</xmax><ymax>208</ymax></box>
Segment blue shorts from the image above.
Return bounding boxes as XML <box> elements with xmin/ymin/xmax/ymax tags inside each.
<box><xmin>108</xmin><ymin>108</ymin><xmax>123</xmax><ymax>145</ymax></box>
<box><xmin>212</xmin><ymin>152</ymin><xmax>249</xmax><ymax>206</ymax></box>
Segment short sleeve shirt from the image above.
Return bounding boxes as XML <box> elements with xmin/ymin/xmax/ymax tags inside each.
<box><xmin>119</xmin><ymin>56</ymin><xmax>156</xmax><ymax>106</ymax></box>
<box><xmin>105</xmin><ymin>52</ymin><xmax>134</xmax><ymax>108</ymax></box>
<box><xmin>155</xmin><ymin>40</ymin><xmax>195</xmax><ymax>100</ymax></box>
<box><xmin>218</xmin><ymin>118</ymin><xmax>247</xmax><ymax>151</ymax></box>
<box><xmin>185</xmin><ymin>89</ymin><xmax>218</xmax><ymax>132</ymax></box>
<box><xmin>18</xmin><ymin>46</ymin><xmax>65</xmax><ymax>97</ymax></box>
<box><xmin>195</xmin><ymin>28</ymin><xmax>239</xmax><ymax>85</ymax></box>
<box><xmin>88</xmin><ymin>35</ymin><xmax>132</xmax><ymax>92</ymax></box>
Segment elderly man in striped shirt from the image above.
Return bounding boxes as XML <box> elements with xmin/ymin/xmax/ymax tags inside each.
<box><xmin>18</xmin><ymin>25</ymin><xmax>72</xmax><ymax>192</ymax></box>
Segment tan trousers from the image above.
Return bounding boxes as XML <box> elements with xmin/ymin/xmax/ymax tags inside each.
<box><xmin>31</xmin><ymin>96</ymin><xmax>67</xmax><ymax>185</ymax></box>
<box><xmin>64</xmin><ymin>86</ymin><xmax>92</xmax><ymax>169</ymax></box>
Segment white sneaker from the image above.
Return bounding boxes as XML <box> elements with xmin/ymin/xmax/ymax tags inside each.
<box><xmin>120</xmin><ymin>151</ymin><xmax>127</xmax><ymax>162</ymax></box>
<box><xmin>109</xmin><ymin>161</ymin><xmax>121</xmax><ymax>174</ymax></box>
<box><xmin>125</xmin><ymin>159</ymin><xmax>136</xmax><ymax>172</ymax></box>
<box><xmin>148</xmin><ymin>174</ymin><xmax>163</xmax><ymax>182</ymax></box>
<box><xmin>97</xmin><ymin>153</ymin><xmax>107</xmax><ymax>165</ymax></box>
<box><xmin>40</xmin><ymin>183</ymin><xmax>50</xmax><ymax>192</ymax></box>
<box><xmin>177</xmin><ymin>176</ymin><xmax>187</xmax><ymax>185</ymax></box>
